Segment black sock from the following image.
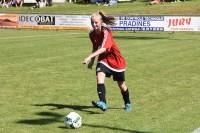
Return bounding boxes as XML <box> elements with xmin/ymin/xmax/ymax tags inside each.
<box><xmin>121</xmin><ymin>89</ymin><xmax>130</xmax><ymax>104</ymax></box>
<box><xmin>97</xmin><ymin>84</ymin><xmax>106</xmax><ymax>103</ymax></box>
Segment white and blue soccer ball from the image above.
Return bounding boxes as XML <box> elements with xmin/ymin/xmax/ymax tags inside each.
<box><xmin>64</xmin><ymin>112</ymin><xmax>82</xmax><ymax>129</ymax></box>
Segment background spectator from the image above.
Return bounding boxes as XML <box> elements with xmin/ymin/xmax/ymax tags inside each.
<box><xmin>30</xmin><ymin>0</ymin><xmax>47</xmax><ymax>9</ymax></box>
<box><xmin>149</xmin><ymin>0</ymin><xmax>160</xmax><ymax>5</ymax></box>
<box><xmin>47</xmin><ymin>0</ymin><xmax>52</xmax><ymax>6</ymax></box>
<box><xmin>14</xmin><ymin>0</ymin><xmax>23</xmax><ymax>7</ymax></box>
<box><xmin>0</xmin><ymin>0</ymin><xmax>14</xmax><ymax>8</ymax></box>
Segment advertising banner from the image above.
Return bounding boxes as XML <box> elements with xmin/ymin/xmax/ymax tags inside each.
<box><xmin>55</xmin><ymin>15</ymin><xmax>91</xmax><ymax>29</ymax></box>
<box><xmin>112</xmin><ymin>16</ymin><xmax>165</xmax><ymax>31</ymax></box>
<box><xmin>18</xmin><ymin>14</ymin><xmax>55</xmax><ymax>29</ymax></box>
<box><xmin>164</xmin><ymin>16</ymin><xmax>200</xmax><ymax>31</ymax></box>
<box><xmin>18</xmin><ymin>14</ymin><xmax>91</xmax><ymax>30</ymax></box>
<box><xmin>1</xmin><ymin>13</ymin><xmax>200</xmax><ymax>32</ymax></box>
<box><xmin>0</xmin><ymin>14</ymin><xmax>18</xmax><ymax>28</ymax></box>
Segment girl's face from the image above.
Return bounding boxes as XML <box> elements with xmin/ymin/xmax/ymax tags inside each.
<box><xmin>91</xmin><ymin>15</ymin><xmax>102</xmax><ymax>32</ymax></box>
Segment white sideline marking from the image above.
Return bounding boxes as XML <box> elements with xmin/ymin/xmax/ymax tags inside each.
<box><xmin>192</xmin><ymin>127</ymin><xmax>200</xmax><ymax>133</ymax></box>
<box><xmin>0</xmin><ymin>33</ymin><xmax>81</xmax><ymax>40</ymax></box>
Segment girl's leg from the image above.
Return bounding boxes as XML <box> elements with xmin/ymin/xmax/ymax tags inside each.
<box><xmin>117</xmin><ymin>81</ymin><xmax>130</xmax><ymax>104</ymax></box>
<box><xmin>117</xmin><ymin>81</ymin><xmax>132</xmax><ymax>112</ymax></box>
<box><xmin>92</xmin><ymin>71</ymin><xmax>107</xmax><ymax>111</ymax></box>
<box><xmin>96</xmin><ymin>72</ymin><xmax>106</xmax><ymax>103</ymax></box>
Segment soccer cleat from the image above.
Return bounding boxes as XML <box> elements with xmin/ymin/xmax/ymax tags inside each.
<box><xmin>124</xmin><ymin>103</ymin><xmax>132</xmax><ymax>112</ymax></box>
<box><xmin>92</xmin><ymin>101</ymin><xmax>108</xmax><ymax>111</ymax></box>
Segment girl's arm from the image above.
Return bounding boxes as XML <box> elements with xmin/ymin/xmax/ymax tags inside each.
<box><xmin>82</xmin><ymin>47</ymin><xmax>106</xmax><ymax>65</ymax></box>
<box><xmin>87</xmin><ymin>48</ymin><xmax>96</xmax><ymax>69</ymax></box>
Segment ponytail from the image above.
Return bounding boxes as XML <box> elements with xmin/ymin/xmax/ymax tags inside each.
<box><xmin>91</xmin><ymin>11</ymin><xmax>116</xmax><ymax>26</ymax></box>
<box><xmin>99</xmin><ymin>11</ymin><xmax>116</xmax><ymax>26</ymax></box>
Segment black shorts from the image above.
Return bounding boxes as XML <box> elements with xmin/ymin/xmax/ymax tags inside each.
<box><xmin>96</xmin><ymin>63</ymin><xmax>125</xmax><ymax>81</ymax></box>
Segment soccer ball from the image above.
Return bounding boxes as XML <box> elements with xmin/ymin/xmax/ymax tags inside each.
<box><xmin>64</xmin><ymin>112</ymin><xmax>82</xmax><ymax>129</ymax></box>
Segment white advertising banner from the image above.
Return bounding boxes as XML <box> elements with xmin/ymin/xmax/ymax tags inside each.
<box><xmin>1</xmin><ymin>13</ymin><xmax>200</xmax><ymax>31</ymax></box>
<box><xmin>18</xmin><ymin>14</ymin><xmax>91</xmax><ymax>30</ymax></box>
<box><xmin>164</xmin><ymin>16</ymin><xmax>200</xmax><ymax>31</ymax></box>
<box><xmin>112</xmin><ymin>16</ymin><xmax>165</xmax><ymax>31</ymax></box>
<box><xmin>55</xmin><ymin>15</ymin><xmax>91</xmax><ymax>29</ymax></box>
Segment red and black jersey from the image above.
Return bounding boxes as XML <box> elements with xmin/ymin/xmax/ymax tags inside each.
<box><xmin>89</xmin><ymin>26</ymin><xmax>126</xmax><ymax>72</ymax></box>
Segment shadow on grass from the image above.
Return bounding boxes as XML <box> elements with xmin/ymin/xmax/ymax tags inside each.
<box><xmin>84</xmin><ymin>123</ymin><xmax>152</xmax><ymax>133</ymax></box>
<box><xmin>33</xmin><ymin>103</ymin><xmax>101</xmax><ymax>114</ymax></box>
<box><xmin>16</xmin><ymin>103</ymin><xmax>97</xmax><ymax>125</ymax></box>
<box><xmin>16</xmin><ymin>103</ymin><xmax>123</xmax><ymax>126</ymax></box>
<box><xmin>33</xmin><ymin>103</ymin><xmax>122</xmax><ymax>113</ymax></box>
<box><xmin>59</xmin><ymin>123</ymin><xmax>151</xmax><ymax>133</ymax></box>
<box><xmin>17</xmin><ymin>111</ymin><xmax>62</xmax><ymax>125</ymax></box>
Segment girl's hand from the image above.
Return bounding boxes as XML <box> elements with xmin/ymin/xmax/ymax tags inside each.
<box><xmin>82</xmin><ymin>57</ymin><xmax>91</xmax><ymax>65</ymax></box>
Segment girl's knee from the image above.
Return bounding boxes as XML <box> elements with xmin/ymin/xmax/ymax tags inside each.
<box><xmin>96</xmin><ymin>72</ymin><xmax>105</xmax><ymax>84</ymax></box>
<box><xmin>118</xmin><ymin>81</ymin><xmax>127</xmax><ymax>91</ymax></box>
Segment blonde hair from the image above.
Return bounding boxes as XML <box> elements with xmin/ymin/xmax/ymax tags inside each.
<box><xmin>91</xmin><ymin>11</ymin><xmax>116</xmax><ymax>26</ymax></box>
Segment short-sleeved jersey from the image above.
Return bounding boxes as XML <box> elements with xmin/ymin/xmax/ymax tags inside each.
<box><xmin>89</xmin><ymin>26</ymin><xmax>126</xmax><ymax>72</ymax></box>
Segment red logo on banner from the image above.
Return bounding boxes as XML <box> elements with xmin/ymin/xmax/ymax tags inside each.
<box><xmin>0</xmin><ymin>14</ymin><xmax>18</xmax><ymax>27</ymax></box>
<box><xmin>168</xmin><ymin>17</ymin><xmax>191</xmax><ymax>27</ymax></box>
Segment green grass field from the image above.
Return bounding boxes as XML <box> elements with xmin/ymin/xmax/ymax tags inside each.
<box><xmin>0</xmin><ymin>29</ymin><xmax>200</xmax><ymax>133</ymax></box>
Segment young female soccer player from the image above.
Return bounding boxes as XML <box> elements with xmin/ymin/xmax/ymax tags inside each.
<box><xmin>82</xmin><ymin>11</ymin><xmax>132</xmax><ymax>112</ymax></box>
